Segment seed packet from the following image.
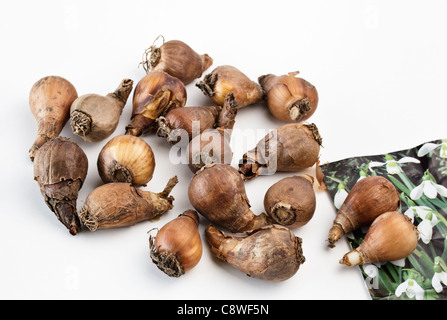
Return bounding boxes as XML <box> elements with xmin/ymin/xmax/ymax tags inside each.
<box><xmin>320</xmin><ymin>139</ymin><xmax>447</xmax><ymax>300</ymax></box>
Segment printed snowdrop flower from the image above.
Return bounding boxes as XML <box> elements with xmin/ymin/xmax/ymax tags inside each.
<box><xmin>417</xmin><ymin>218</ymin><xmax>438</xmax><ymax>244</ymax></box>
<box><xmin>371</xmin><ymin>260</ymin><xmax>406</xmax><ymax>269</ymax></box>
<box><xmin>363</xmin><ymin>264</ymin><xmax>379</xmax><ymax>289</ymax></box>
<box><xmin>395</xmin><ymin>278</ymin><xmax>425</xmax><ymax>300</ymax></box>
<box><xmin>403</xmin><ymin>204</ymin><xmax>432</xmax><ymax>223</ymax></box>
<box><xmin>334</xmin><ymin>182</ymin><xmax>348</xmax><ymax>209</ymax></box>
<box><xmin>390</xmin><ymin>258</ymin><xmax>407</xmax><ymax>267</ymax></box>
<box><xmin>369</xmin><ymin>154</ymin><xmax>420</xmax><ymax>175</ymax></box>
<box><xmin>432</xmin><ymin>271</ymin><xmax>447</xmax><ymax>293</ymax></box>
<box><xmin>418</xmin><ymin>139</ymin><xmax>447</xmax><ymax>158</ymax></box>
<box><xmin>432</xmin><ymin>257</ymin><xmax>447</xmax><ymax>293</ymax></box>
<box><xmin>404</xmin><ymin>205</ymin><xmax>439</xmax><ymax>244</ymax></box>
<box><xmin>410</xmin><ymin>170</ymin><xmax>447</xmax><ymax>200</ymax></box>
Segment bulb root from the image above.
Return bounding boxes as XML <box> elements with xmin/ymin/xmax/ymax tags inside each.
<box><xmin>149</xmin><ymin>236</ymin><xmax>185</xmax><ymax>278</ymax></box>
<box><xmin>289</xmin><ymin>97</ymin><xmax>311</xmax><ymax>121</ymax></box>
<box><xmin>158</xmin><ymin>176</ymin><xmax>179</xmax><ymax>199</ymax></box>
<box><xmin>271</xmin><ymin>203</ymin><xmax>296</xmax><ymax>226</ymax></box>
<box><xmin>196</xmin><ymin>72</ymin><xmax>217</xmax><ymax>97</ymax></box>
<box><xmin>110</xmin><ymin>165</ymin><xmax>134</xmax><ymax>184</ymax></box>
<box><xmin>70</xmin><ymin>110</ymin><xmax>92</xmax><ymax>137</ymax></box>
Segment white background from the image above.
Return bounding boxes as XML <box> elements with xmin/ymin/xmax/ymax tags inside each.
<box><xmin>1</xmin><ymin>0</ymin><xmax>447</xmax><ymax>300</ymax></box>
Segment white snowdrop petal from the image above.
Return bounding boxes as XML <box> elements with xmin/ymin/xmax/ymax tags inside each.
<box><xmin>417</xmin><ymin>143</ymin><xmax>440</xmax><ymax>157</ymax></box>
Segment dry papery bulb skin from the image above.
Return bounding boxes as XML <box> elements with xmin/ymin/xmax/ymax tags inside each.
<box><xmin>206</xmin><ymin>224</ymin><xmax>305</xmax><ymax>282</ymax></box>
<box><xmin>156</xmin><ymin>105</ymin><xmax>222</xmax><ymax>145</ymax></box>
<box><xmin>29</xmin><ymin>76</ymin><xmax>78</xmax><ymax>161</ymax></box>
<box><xmin>70</xmin><ymin>79</ymin><xmax>134</xmax><ymax>142</ymax></box>
<box><xmin>188</xmin><ymin>164</ymin><xmax>273</xmax><ymax>233</ymax></box>
<box><xmin>259</xmin><ymin>71</ymin><xmax>318</xmax><ymax>123</ymax></box>
<box><xmin>327</xmin><ymin>175</ymin><xmax>401</xmax><ymax>248</ymax></box>
<box><xmin>142</xmin><ymin>36</ymin><xmax>213</xmax><ymax>85</ymax></box>
<box><xmin>149</xmin><ymin>209</ymin><xmax>202</xmax><ymax>277</ymax></box>
<box><xmin>125</xmin><ymin>71</ymin><xmax>187</xmax><ymax>137</ymax></box>
<box><xmin>264</xmin><ymin>175</ymin><xmax>316</xmax><ymax>229</ymax></box>
<box><xmin>187</xmin><ymin>92</ymin><xmax>238</xmax><ymax>173</ymax></box>
<box><xmin>196</xmin><ymin>65</ymin><xmax>264</xmax><ymax>108</ymax></box>
<box><xmin>33</xmin><ymin>137</ymin><xmax>88</xmax><ymax>235</ymax></box>
<box><xmin>340</xmin><ymin>211</ymin><xmax>418</xmax><ymax>267</ymax></box>
<box><xmin>78</xmin><ymin>176</ymin><xmax>178</xmax><ymax>231</ymax></box>
<box><xmin>239</xmin><ymin>123</ymin><xmax>322</xmax><ymax>180</ymax></box>
<box><xmin>97</xmin><ymin>134</ymin><xmax>155</xmax><ymax>187</ymax></box>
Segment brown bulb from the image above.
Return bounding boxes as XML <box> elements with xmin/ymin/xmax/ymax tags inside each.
<box><xmin>264</xmin><ymin>175</ymin><xmax>316</xmax><ymax>228</ymax></box>
<box><xmin>125</xmin><ymin>71</ymin><xmax>187</xmax><ymax>136</ymax></box>
<box><xmin>206</xmin><ymin>224</ymin><xmax>305</xmax><ymax>282</ymax></box>
<box><xmin>97</xmin><ymin>135</ymin><xmax>155</xmax><ymax>187</ymax></box>
<box><xmin>196</xmin><ymin>65</ymin><xmax>263</xmax><ymax>108</ymax></box>
<box><xmin>327</xmin><ymin>175</ymin><xmax>401</xmax><ymax>248</ymax></box>
<box><xmin>187</xmin><ymin>92</ymin><xmax>238</xmax><ymax>172</ymax></box>
<box><xmin>239</xmin><ymin>123</ymin><xmax>322</xmax><ymax>180</ymax></box>
<box><xmin>340</xmin><ymin>211</ymin><xmax>418</xmax><ymax>266</ymax></box>
<box><xmin>156</xmin><ymin>105</ymin><xmax>222</xmax><ymax>145</ymax></box>
<box><xmin>33</xmin><ymin>137</ymin><xmax>88</xmax><ymax>235</ymax></box>
<box><xmin>188</xmin><ymin>164</ymin><xmax>273</xmax><ymax>233</ymax></box>
<box><xmin>78</xmin><ymin>176</ymin><xmax>178</xmax><ymax>231</ymax></box>
<box><xmin>142</xmin><ymin>38</ymin><xmax>213</xmax><ymax>85</ymax></box>
<box><xmin>259</xmin><ymin>72</ymin><xmax>318</xmax><ymax>122</ymax></box>
<box><xmin>70</xmin><ymin>79</ymin><xmax>133</xmax><ymax>142</ymax></box>
<box><xmin>29</xmin><ymin>76</ymin><xmax>78</xmax><ymax>161</ymax></box>
<box><xmin>149</xmin><ymin>210</ymin><xmax>202</xmax><ymax>277</ymax></box>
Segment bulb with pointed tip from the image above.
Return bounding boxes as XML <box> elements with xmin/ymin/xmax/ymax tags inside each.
<box><xmin>259</xmin><ymin>72</ymin><xmax>318</xmax><ymax>123</ymax></box>
<box><xmin>29</xmin><ymin>76</ymin><xmax>78</xmax><ymax>161</ymax></box>
<box><xmin>97</xmin><ymin>135</ymin><xmax>155</xmax><ymax>187</ymax></box>
<box><xmin>206</xmin><ymin>224</ymin><xmax>305</xmax><ymax>281</ymax></box>
<box><xmin>142</xmin><ymin>38</ymin><xmax>213</xmax><ymax>85</ymax></box>
<box><xmin>125</xmin><ymin>71</ymin><xmax>186</xmax><ymax>136</ymax></box>
<box><xmin>264</xmin><ymin>175</ymin><xmax>316</xmax><ymax>228</ymax></box>
<box><xmin>78</xmin><ymin>176</ymin><xmax>178</xmax><ymax>231</ymax></box>
<box><xmin>149</xmin><ymin>210</ymin><xmax>202</xmax><ymax>277</ymax></box>
<box><xmin>156</xmin><ymin>105</ymin><xmax>222</xmax><ymax>145</ymax></box>
<box><xmin>196</xmin><ymin>65</ymin><xmax>263</xmax><ymax>108</ymax></box>
<box><xmin>70</xmin><ymin>79</ymin><xmax>133</xmax><ymax>142</ymax></box>
<box><xmin>188</xmin><ymin>164</ymin><xmax>273</xmax><ymax>233</ymax></box>
<box><xmin>339</xmin><ymin>211</ymin><xmax>418</xmax><ymax>266</ymax></box>
<box><xmin>33</xmin><ymin>136</ymin><xmax>88</xmax><ymax>235</ymax></box>
<box><xmin>327</xmin><ymin>176</ymin><xmax>401</xmax><ymax>248</ymax></box>
<box><xmin>239</xmin><ymin>123</ymin><xmax>322</xmax><ymax>180</ymax></box>
<box><xmin>187</xmin><ymin>92</ymin><xmax>238</xmax><ymax>173</ymax></box>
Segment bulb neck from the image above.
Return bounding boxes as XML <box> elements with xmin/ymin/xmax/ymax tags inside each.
<box><xmin>156</xmin><ymin>176</ymin><xmax>179</xmax><ymax>199</ymax></box>
<box><xmin>29</xmin><ymin>134</ymin><xmax>48</xmax><ymax>161</ymax></box>
<box><xmin>340</xmin><ymin>249</ymin><xmax>364</xmax><ymax>267</ymax></box>
<box><xmin>201</xmin><ymin>54</ymin><xmax>213</xmax><ymax>71</ymax></box>
<box><xmin>155</xmin><ymin>116</ymin><xmax>172</xmax><ymax>140</ymax></box>
<box><xmin>327</xmin><ymin>223</ymin><xmax>344</xmax><ymax>248</ymax></box>
<box><xmin>108</xmin><ymin>79</ymin><xmax>133</xmax><ymax>105</ymax></box>
<box><xmin>237</xmin><ymin>212</ymin><xmax>273</xmax><ymax>233</ymax></box>
<box><xmin>125</xmin><ymin>114</ymin><xmax>149</xmax><ymax>136</ymax></box>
